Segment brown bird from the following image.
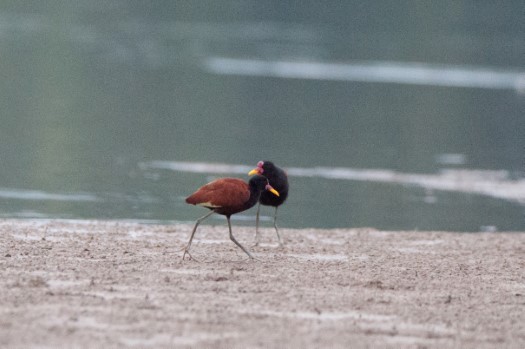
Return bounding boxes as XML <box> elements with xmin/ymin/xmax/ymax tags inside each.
<box><xmin>183</xmin><ymin>175</ymin><xmax>280</xmax><ymax>260</ymax></box>
<box><xmin>248</xmin><ymin>161</ymin><xmax>289</xmax><ymax>246</ymax></box>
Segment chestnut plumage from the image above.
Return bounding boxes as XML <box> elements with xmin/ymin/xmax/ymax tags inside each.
<box><xmin>183</xmin><ymin>175</ymin><xmax>279</xmax><ymax>260</ymax></box>
<box><xmin>248</xmin><ymin>161</ymin><xmax>289</xmax><ymax>245</ymax></box>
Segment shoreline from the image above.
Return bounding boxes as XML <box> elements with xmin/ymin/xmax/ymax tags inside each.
<box><xmin>1</xmin><ymin>219</ymin><xmax>524</xmax><ymax>348</ymax></box>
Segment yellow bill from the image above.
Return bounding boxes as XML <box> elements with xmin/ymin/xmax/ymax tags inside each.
<box><xmin>266</xmin><ymin>185</ymin><xmax>280</xmax><ymax>197</ymax></box>
<box><xmin>248</xmin><ymin>168</ymin><xmax>261</xmax><ymax>176</ymax></box>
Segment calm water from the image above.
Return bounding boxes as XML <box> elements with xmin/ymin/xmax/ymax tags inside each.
<box><xmin>1</xmin><ymin>2</ymin><xmax>524</xmax><ymax>231</ymax></box>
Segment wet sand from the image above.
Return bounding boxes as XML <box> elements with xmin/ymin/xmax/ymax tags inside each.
<box><xmin>1</xmin><ymin>219</ymin><xmax>524</xmax><ymax>348</ymax></box>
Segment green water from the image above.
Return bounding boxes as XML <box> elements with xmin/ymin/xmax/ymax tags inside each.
<box><xmin>0</xmin><ymin>1</ymin><xmax>524</xmax><ymax>231</ymax></box>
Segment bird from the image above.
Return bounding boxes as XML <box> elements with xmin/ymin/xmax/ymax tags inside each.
<box><xmin>248</xmin><ymin>160</ymin><xmax>289</xmax><ymax>246</ymax></box>
<box><xmin>183</xmin><ymin>175</ymin><xmax>280</xmax><ymax>260</ymax></box>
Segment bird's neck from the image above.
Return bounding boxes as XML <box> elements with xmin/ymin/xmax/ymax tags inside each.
<box><xmin>247</xmin><ymin>186</ymin><xmax>263</xmax><ymax>207</ymax></box>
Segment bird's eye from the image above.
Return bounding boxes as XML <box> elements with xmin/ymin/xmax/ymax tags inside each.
<box><xmin>257</xmin><ymin>161</ymin><xmax>264</xmax><ymax>167</ymax></box>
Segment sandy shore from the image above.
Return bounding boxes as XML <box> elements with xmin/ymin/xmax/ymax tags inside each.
<box><xmin>1</xmin><ymin>219</ymin><xmax>524</xmax><ymax>348</ymax></box>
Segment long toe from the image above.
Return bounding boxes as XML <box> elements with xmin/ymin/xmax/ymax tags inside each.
<box><xmin>182</xmin><ymin>250</ymin><xmax>201</xmax><ymax>262</ymax></box>
<box><xmin>182</xmin><ymin>248</ymin><xmax>193</xmax><ymax>261</ymax></box>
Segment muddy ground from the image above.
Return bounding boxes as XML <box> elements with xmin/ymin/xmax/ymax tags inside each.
<box><xmin>0</xmin><ymin>219</ymin><xmax>524</xmax><ymax>348</ymax></box>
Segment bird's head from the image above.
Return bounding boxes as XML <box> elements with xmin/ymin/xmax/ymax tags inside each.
<box><xmin>248</xmin><ymin>160</ymin><xmax>264</xmax><ymax>176</ymax></box>
<box><xmin>248</xmin><ymin>160</ymin><xmax>277</xmax><ymax>176</ymax></box>
<box><xmin>249</xmin><ymin>174</ymin><xmax>280</xmax><ymax>197</ymax></box>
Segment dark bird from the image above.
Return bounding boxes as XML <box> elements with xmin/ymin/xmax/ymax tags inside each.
<box><xmin>183</xmin><ymin>175</ymin><xmax>280</xmax><ymax>260</ymax></box>
<box><xmin>248</xmin><ymin>160</ymin><xmax>289</xmax><ymax>246</ymax></box>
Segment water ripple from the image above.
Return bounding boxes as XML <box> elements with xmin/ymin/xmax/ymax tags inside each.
<box><xmin>204</xmin><ymin>57</ymin><xmax>525</xmax><ymax>92</ymax></box>
<box><xmin>141</xmin><ymin>161</ymin><xmax>525</xmax><ymax>204</ymax></box>
<box><xmin>0</xmin><ymin>188</ymin><xmax>99</xmax><ymax>202</ymax></box>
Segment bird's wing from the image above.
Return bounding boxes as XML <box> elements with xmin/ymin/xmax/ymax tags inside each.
<box><xmin>185</xmin><ymin>178</ymin><xmax>250</xmax><ymax>208</ymax></box>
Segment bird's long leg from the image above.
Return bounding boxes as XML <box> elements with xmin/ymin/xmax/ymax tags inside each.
<box><xmin>227</xmin><ymin>217</ymin><xmax>255</xmax><ymax>259</ymax></box>
<box><xmin>273</xmin><ymin>206</ymin><xmax>283</xmax><ymax>246</ymax></box>
<box><xmin>182</xmin><ymin>210</ymin><xmax>214</xmax><ymax>260</ymax></box>
<box><xmin>253</xmin><ymin>202</ymin><xmax>262</xmax><ymax>246</ymax></box>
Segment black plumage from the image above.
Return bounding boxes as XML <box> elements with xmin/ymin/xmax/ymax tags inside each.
<box><xmin>248</xmin><ymin>161</ymin><xmax>289</xmax><ymax>245</ymax></box>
